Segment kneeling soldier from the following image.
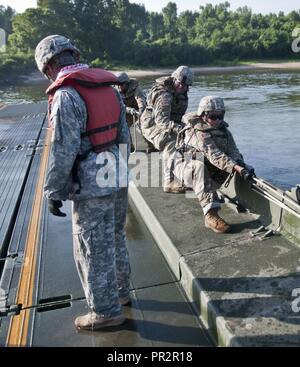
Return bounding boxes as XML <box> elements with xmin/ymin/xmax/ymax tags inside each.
<box><xmin>173</xmin><ymin>96</ymin><xmax>255</xmax><ymax>233</ymax></box>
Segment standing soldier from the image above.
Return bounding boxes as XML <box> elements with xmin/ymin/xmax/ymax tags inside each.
<box><xmin>116</xmin><ymin>72</ymin><xmax>155</xmax><ymax>153</ymax></box>
<box><xmin>173</xmin><ymin>96</ymin><xmax>255</xmax><ymax>233</ymax></box>
<box><xmin>140</xmin><ymin>66</ymin><xmax>193</xmax><ymax>193</ymax></box>
<box><xmin>35</xmin><ymin>35</ymin><xmax>131</xmax><ymax>330</ymax></box>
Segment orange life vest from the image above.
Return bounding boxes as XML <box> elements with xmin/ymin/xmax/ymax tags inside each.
<box><xmin>47</xmin><ymin>68</ymin><xmax>121</xmax><ymax>153</ymax></box>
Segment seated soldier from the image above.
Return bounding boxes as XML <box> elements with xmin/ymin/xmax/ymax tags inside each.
<box><xmin>173</xmin><ymin>96</ymin><xmax>255</xmax><ymax>233</ymax></box>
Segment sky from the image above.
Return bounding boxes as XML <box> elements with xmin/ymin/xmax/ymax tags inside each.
<box><xmin>129</xmin><ymin>1</ymin><xmax>300</xmax><ymax>15</ymax></box>
<box><xmin>0</xmin><ymin>0</ymin><xmax>300</xmax><ymax>15</ymax></box>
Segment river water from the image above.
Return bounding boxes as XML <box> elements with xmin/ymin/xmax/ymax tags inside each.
<box><xmin>0</xmin><ymin>69</ymin><xmax>299</xmax><ymax>189</ymax></box>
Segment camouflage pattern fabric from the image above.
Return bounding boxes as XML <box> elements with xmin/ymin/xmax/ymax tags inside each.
<box><xmin>183</xmin><ymin>112</ymin><xmax>243</xmax><ymax>173</ymax></box>
<box><xmin>140</xmin><ymin>76</ymin><xmax>188</xmax><ymax>182</ymax></box>
<box><xmin>140</xmin><ymin>77</ymin><xmax>188</xmax><ymax>149</ymax></box>
<box><xmin>35</xmin><ymin>35</ymin><xmax>80</xmax><ymax>76</ymax></box>
<box><xmin>197</xmin><ymin>95</ymin><xmax>225</xmax><ymax>116</ymax></box>
<box><xmin>173</xmin><ymin>112</ymin><xmax>244</xmax><ymax>214</ymax></box>
<box><xmin>121</xmin><ymin>79</ymin><xmax>146</xmax><ymax>126</ymax></box>
<box><xmin>171</xmin><ymin>65</ymin><xmax>193</xmax><ymax>85</ymax></box>
<box><xmin>72</xmin><ymin>188</ymin><xmax>130</xmax><ymax>317</ymax></box>
<box><xmin>45</xmin><ymin>69</ymin><xmax>131</xmax><ymax>317</ymax></box>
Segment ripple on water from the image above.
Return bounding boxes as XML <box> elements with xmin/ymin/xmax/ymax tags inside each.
<box><xmin>0</xmin><ymin>70</ymin><xmax>299</xmax><ymax>189</ymax></box>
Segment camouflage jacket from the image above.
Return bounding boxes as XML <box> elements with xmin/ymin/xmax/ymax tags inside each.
<box><xmin>44</xmin><ymin>87</ymin><xmax>130</xmax><ymax>202</ymax></box>
<box><xmin>122</xmin><ymin>79</ymin><xmax>146</xmax><ymax>113</ymax></box>
<box><xmin>182</xmin><ymin>112</ymin><xmax>243</xmax><ymax>173</ymax></box>
<box><xmin>140</xmin><ymin>76</ymin><xmax>188</xmax><ymax>150</ymax></box>
<box><xmin>121</xmin><ymin>79</ymin><xmax>146</xmax><ymax>125</ymax></box>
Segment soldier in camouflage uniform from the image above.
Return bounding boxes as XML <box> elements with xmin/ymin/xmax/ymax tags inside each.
<box><xmin>173</xmin><ymin>96</ymin><xmax>255</xmax><ymax>233</ymax></box>
<box><xmin>140</xmin><ymin>66</ymin><xmax>193</xmax><ymax>193</ymax></box>
<box><xmin>35</xmin><ymin>35</ymin><xmax>131</xmax><ymax>330</ymax></box>
<box><xmin>116</xmin><ymin>72</ymin><xmax>156</xmax><ymax>153</ymax></box>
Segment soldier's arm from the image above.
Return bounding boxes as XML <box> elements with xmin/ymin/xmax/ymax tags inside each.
<box><xmin>117</xmin><ymin>98</ymin><xmax>131</xmax><ymax>157</ymax></box>
<box><xmin>134</xmin><ymin>86</ymin><xmax>147</xmax><ymax>114</ymax></box>
<box><xmin>153</xmin><ymin>92</ymin><xmax>174</xmax><ymax>131</ymax></box>
<box><xmin>44</xmin><ymin>89</ymin><xmax>83</xmax><ymax>201</ymax></box>
<box><xmin>194</xmin><ymin>130</ymin><xmax>237</xmax><ymax>173</ymax></box>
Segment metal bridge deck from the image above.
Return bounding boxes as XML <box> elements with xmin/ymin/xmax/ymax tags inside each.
<box><xmin>0</xmin><ymin>103</ymin><xmax>211</xmax><ymax>347</ymax></box>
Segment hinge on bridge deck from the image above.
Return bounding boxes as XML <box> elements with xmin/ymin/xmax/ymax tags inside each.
<box><xmin>250</xmin><ymin>225</ymin><xmax>276</xmax><ymax>240</ymax></box>
<box><xmin>0</xmin><ymin>290</ymin><xmax>22</xmax><ymax>318</ymax></box>
<box><xmin>0</xmin><ymin>252</ymin><xmax>23</xmax><ymax>264</ymax></box>
<box><xmin>26</xmin><ymin>139</ymin><xmax>45</xmax><ymax>157</ymax></box>
<box><xmin>14</xmin><ymin>144</ymin><xmax>25</xmax><ymax>151</ymax></box>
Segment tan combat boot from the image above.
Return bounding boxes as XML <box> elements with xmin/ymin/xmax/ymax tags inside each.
<box><xmin>204</xmin><ymin>209</ymin><xmax>231</xmax><ymax>233</ymax></box>
<box><xmin>163</xmin><ymin>180</ymin><xmax>186</xmax><ymax>194</ymax></box>
<box><xmin>75</xmin><ymin>312</ymin><xmax>126</xmax><ymax>330</ymax></box>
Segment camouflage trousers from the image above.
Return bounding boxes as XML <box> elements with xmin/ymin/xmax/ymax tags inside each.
<box><xmin>162</xmin><ymin>138</ymin><xmax>178</xmax><ymax>184</ymax></box>
<box><xmin>72</xmin><ymin>188</ymin><xmax>130</xmax><ymax>317</ymax></box>
<box><xmin>173</xmin><ymin>151</ymin><xmax>229</xmax><ymax>215</ymax></box>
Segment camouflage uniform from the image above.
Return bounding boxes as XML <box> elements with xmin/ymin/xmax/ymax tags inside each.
<box><xmin>45</xmin><ymin>66</ymin><xmax>131</xmax><ymax>318</ymax></box>
<box><xmin>121</xmin><ymin>78</ymin><xmax>146</xmax><ymax>127</ymax></box>
<box><xmin>72</xmin><ymin>188</ymin><xmax>130</xmax><ymax>316</ymax></box>
<box><xmin>140</xmin><ymin>76</ymin><xmax>189</xmax><ymax>183</ymax></box>
<box><xmin>174</xmin><ymin>111</ymin><xmax>243</xmax><ymax>214</ymax></box>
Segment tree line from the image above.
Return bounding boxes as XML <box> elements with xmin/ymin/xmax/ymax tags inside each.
<box><xmin>0</xmin><ymin>1</ymin><xmax>300</xmax><ymax>82</ymax></box>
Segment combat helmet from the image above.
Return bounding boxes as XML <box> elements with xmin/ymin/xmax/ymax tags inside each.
<box><xmin>171</xmin><ymin>65</ymin><xmax>193</xmax><ymax>85</ymax></box>
<box><xmin>35</xmin><ymin>35</ymin><xmax>80</xmax><ymax>77</ymax></box>
<box><xmin>116</xmin><ymin>72</ymin><xmax>130</xmax><ymax>84</ymax></box>
<box><xmin>197</xmin><ymin>96</ymin><xmax>225</xmax><ymax>116</ymax></box>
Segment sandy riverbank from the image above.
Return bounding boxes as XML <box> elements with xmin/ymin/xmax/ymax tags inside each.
<box><xmin>17</xmin><ymin>61</ymin><xmax>300</xmax><ymax>84</ymax></box>
<box><xmin>127</xmin><ymin>62</ymin><xmax>300</xmax><ymax>77</ymax></box>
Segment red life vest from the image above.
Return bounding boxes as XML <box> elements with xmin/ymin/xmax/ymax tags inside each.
<box><xmin>47</xmin><ymin>68</ymin><xmax>121</xmax><ymax>153</ymax></box>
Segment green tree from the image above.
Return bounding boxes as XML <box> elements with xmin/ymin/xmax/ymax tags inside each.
<box><xmin>147</xmin><ymin>12</ymin><xmax>164</xmax><ymax>41</ymax></box>
<box><xmin>2</xmin><ymin>1</ymin><xmax>300</xmax><ymax>80</ymax></box>
<box><xmin>162</xmin><ymin>2</ymin><xmax>178</xmax><ymax>38</ymax></box>
<box><xmin>0</xmin><ymin>5</ymin><xmax>15</xmax><ymax>34</ymax></box>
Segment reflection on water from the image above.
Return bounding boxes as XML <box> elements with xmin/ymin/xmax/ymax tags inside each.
<box><xmin>0</xmin><ymin>70</ymin><xmax>299</xmax><ymax>189</ymax></box>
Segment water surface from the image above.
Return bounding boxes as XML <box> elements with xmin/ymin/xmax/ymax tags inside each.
<box><xmin>0</xmin><ymin>69</ymin><xmax>299</xmax><ymax>189</ymax></box>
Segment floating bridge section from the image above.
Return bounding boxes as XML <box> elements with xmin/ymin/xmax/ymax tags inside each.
<box><xmin>0</xmin><ymin>102</ymin><xmax>210</xmax><ymax>347</ymax></box>
<box><xmin>1</xmin><ymin>102</ymin><xmax>300</xmax><ymax>347</ymax></box>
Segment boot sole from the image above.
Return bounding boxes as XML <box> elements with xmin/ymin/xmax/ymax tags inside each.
<box><xmin>205</xmin><ymin>224</ymin><xmax>231</xmax><ymax>233</ymax></box>
<box><xmin>76</xmin><ymin>316</ymin><xmax>126</xmax><ymax>331</ymax></box>
<box><xmin>163</xmin><ymin>189</ymin><xmax>186</xmax><ymax>194</ymax></box>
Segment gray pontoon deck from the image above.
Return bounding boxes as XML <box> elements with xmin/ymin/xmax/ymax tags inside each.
<box><xmin>0</xmin><ymin>103</ymin><xmax>210</xmax><ymax>347</ymax></box>
<box><xmin>1</xmin><ymin>102</ymin><xmax>300</xmax><ymax>347</ymax></box>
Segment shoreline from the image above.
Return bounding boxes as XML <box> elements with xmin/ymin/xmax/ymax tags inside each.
<box><xmin>127</xmin><ymin>62</ymin><xmax>300</xmax><ymax>77</ymax></box>
<box><xmin>20</xmin><ymin>61</ymin><xmax>300</xmax><ymax>84</ymax></box>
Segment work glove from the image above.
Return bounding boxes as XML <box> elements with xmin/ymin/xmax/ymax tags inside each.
<box><xmin>170</xmin><ymin>122</ymin><xmax>184</xmax><ymax>135</ymax></box>
<box><xmin>48</xmin><ymin>199</ymin><xmax>66</xmax><ymax>217</ymax></box>
<box><xmin>126</xmin><ymin>107</ymin><xmax>139</xmax><ymax>116</ymax></box>
<box><xmin>236</xmin><ymin>159</ymin><xmax>255</xmax><ymax>174</ymax></box>
<box><xmin>240</xmin><ymin>168</ymin><xmax>256</xmax><ymax>182</ymax></box>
